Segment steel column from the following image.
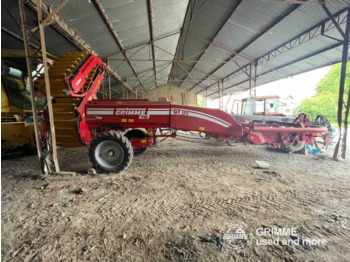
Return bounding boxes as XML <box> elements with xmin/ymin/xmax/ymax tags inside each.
<box><xmin>219</xmin><ymin>80</ymin><xmax>223</xmax><ymax>110</ymax></box>
<box><xmin>249</xmin><ymin>61</ymin><xmax>257</xmax><ymax>98</ymax></box>
<box><xmin>205</xmin><ymin>88</ymin><xmax>208</xmax><ymax>108</ymax></box>
<box><xmin>332</xmin><ymin>8</ymin><xmax>350</xmax><ymax>160</ymax></box>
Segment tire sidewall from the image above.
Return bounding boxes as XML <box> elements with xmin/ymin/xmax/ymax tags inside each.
<box><xmin>89</xmin><ymin>132</ymin><xmax>133</xmax><ymax>174</ymax></box>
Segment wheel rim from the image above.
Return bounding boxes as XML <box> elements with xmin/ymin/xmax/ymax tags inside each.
<box><xmin>94</xmin><ymin>140</ymin><xmax>124</xmax><ymax>169</ymax></box>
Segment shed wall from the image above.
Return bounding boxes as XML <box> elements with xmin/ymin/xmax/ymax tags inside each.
<box><xmin>139</xmin><ymin>84</ymin><xmax>197</xmax><ymax>106</ymax></box>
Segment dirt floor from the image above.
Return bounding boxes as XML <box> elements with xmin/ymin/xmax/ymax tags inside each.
<box><xmin>1</xmin><ymin>135</ymin><xmax>350</xmax><ymax>261</ymax></box>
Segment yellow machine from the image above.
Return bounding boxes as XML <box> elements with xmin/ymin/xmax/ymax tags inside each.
<box><xmin>2</xmin><ymin>51</ymin><xmax>97</xmax><ymax>152</ymax></box>
<box><xmin>1</xmin><ymin>62</ymin><xmax>37</xmax><ymax>152</ymax></box>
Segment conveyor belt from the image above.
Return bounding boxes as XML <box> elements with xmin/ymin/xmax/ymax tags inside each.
<box><xmin>36</xmin><ymin>52</ymin><xmax>90</xmax><ymax>147</ymax></box>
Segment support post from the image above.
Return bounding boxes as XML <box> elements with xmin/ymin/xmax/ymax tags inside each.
<box><xmin>37</xmin><ymin>1</ymin><xmax>60</xmax><ymax>172</ymax></box>
<box><xmin>249</xmin><ymin>62</ymin><xmax>257</xmax><ymax>98</ymax></box>
<box><xmin>18</xmin><ymin>0</ymin><xmax>43</xmax><ymax>162</ymax></box>
<box><xmin>205</xmin><ymin>88</ymin><xmax>208</xmax><ymax>108</ymax></box>
<box><xmin>122</xmin><ymin>82</ymin><xmax>125</xmax><ymax>99</ymax></box>
<box><xmin>332</xmin><ymin>8</ymin><xmax>350</xmax><ymax>160</ymax></box>
<box><xmin>107</xmin><ymin>60</ymin><xmax>111</xmax><ymax>99</ymax></box>
<box><xmin>219</xmin><ymin>80</ymin><xmax>223</xmax><ymax>110</ymax></box>
<box><xmin>19</xmin><ymin>0</ymin><xmax>67</xmax><ymax>173</ymax></box>
<box><xmin>339</xmin><ymin>9</ymin><xmax>350</xmax><ymax>159</ymax></box>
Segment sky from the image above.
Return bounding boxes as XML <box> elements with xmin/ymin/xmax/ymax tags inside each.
<box><xmin>207</xmin><ymin>66</ymin><xmax>331</xmax><ymax>109</ymax></box>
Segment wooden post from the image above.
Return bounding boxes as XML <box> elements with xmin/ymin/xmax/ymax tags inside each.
<box><xmin>18</xmin><ymin>0</ymin><xmax>43</xmax><ymax>161</ymax></box>
<box><xmin>37</xmin><ymin>0</ymin><xmax>60</xmax><ymax>172</ymax></box>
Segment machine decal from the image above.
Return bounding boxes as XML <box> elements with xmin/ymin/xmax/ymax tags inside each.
<box><xmin>86</xmin><ymin>108</ymin><xmax>114</xmax><ymax>115</ymax></box>
<box><xmin>148</xmin><ymin>108</ymin><xmax>170</xmax><ymax>115</ymax></box>
<box><xmin>172</xmin><ymin>108</ymin><xmax>231</xmax><ymax>128</ymax></box>
<box><xmin>115</xmin><ymin>108</ymin><xmax>147</xmax><ymax>115</ymax></box>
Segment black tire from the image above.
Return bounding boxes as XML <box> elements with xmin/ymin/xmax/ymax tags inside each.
<box><xmin>125</xmin><ymin>129</ymin><xmax>148</xmax><ymax>155</ymax></box>
<box><xmin>89</xmin><ymin>131</ymin><xmax>133</xmax><ymax>174</ymax></box>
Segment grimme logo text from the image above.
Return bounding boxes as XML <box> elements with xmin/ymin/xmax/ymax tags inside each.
<box><xmin>256</xmin><ymin>227</ymin><xmax>327</xmax><ymax>246</ymax></box>
<box><xmin>115</xmin><ymin>109</ymin><xmax>146</xmax><ymax>115</ymax></box>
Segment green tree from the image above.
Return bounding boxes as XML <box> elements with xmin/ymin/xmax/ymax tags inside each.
<box><xmin>294</xmin><ymin>63</ymin><xmax>350</xmax><ymax>124</ymax></box>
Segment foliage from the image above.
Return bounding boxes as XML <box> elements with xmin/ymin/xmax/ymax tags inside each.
<box><xmin>293</xmin><ymin>63</ymin><xmax>350</xmax><ymax>124</ymax></box>
<box><xmin>197</xmin><ymin>94</ymin><xmax>206</xmax><ymax>107</ymax></box>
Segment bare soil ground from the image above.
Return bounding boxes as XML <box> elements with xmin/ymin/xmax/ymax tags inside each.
<box><xmin>1</xmin><ymin>136</ymin><xmax>350</xmax><ymax>261</ymax></box>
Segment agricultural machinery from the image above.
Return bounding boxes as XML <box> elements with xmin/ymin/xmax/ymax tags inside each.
<box><xmin>36</xmin><ymin>52</ymin><xmax>332</xmax><ymax>173</ymax></box>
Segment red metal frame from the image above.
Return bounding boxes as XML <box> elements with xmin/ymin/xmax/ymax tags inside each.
<box><xmin>46</xmin><ymin>53</ymin><xmax>331</xmax><ymax>152</ymax></box>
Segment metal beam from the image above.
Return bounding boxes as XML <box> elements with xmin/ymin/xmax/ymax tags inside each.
<box><xmin>168</xmin><ymin>0</ymin><xmax>192</xmax><ymax>83</ymax></box>
<box><xmin>191</xmin><ymin>4</ymin><xmax>303</xmax><ymax>92</ymax></box>
<box><xmin>93</xmin><ymin>0</ymin><xmax>147</xmax><ymax>91</ymax></box>
<box><xmin>206</xmin><ymin>42</ymin><xmax>344</xmax><ymax>97</ymax></box>
<box><xmin>199</xmin><ymin>7</ymin><xmax>348</xmax><ymax>94</ymax></box>
<box><xmin>41</xmin><ymin>0</ymin><xmax>69</xmax><ymax>26</ymax></box>
<box><xmin>332</xmin><ymin>8</ymin><xmax>350</xmax><ymax>160</ymax></box>
<box><xmin>105</xmin><ymin>31</ymin><xmax>180</xmax><ymax>58</ymax></box>
<box><xmin>179</xmin><ymin>0</ymin><xmax>243</xmax><ymax>89</ymax></box>
<box><xmin>108</xmin><ymin>58</ymin><xmax>256</xmax><ymax>64</ymax></box>
<box><xmin>321</xmin><ymin>1</ymin><xmax>346</xmax><ymax>39</ymax></box>
<box><xmin>1</xmin><ymin>26</ymin><xmax>57</xmax><ymax>60</ymax></box>
<box><xmin>2</xmin><ymin>0</ymin><xmax>22</xmax><ymax>29</ymax></box>
<box><xmin>147</xmin><ymin>0</ymin><xmax>158</xmax><ymax>89</ymax></box>
<box><xmin>25</xmin><ymin>0</ymin><xmax>137</xmax><ymax>95</ymax></box>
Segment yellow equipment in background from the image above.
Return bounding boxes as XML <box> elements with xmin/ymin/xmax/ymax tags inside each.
<box><xmin>1</xmin><ymin>63</ymin><xmax>36</xmax><ymax>152</ymax></box>
<box><xmin>2</xmin><ymin>51</ymin><xmax>98</xmax><ymax>152</ymax></box>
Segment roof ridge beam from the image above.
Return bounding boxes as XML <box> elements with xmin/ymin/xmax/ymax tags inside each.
<box><xmin>168</xmin><ymin>0</ymin><xmax>193</xmax><ymax>82</ymax></box>
<box><xmin>93</xmin><ymin>0</ymin><xmax>147</xmax><ymax>91</ymax></box>
<box><xmin>179</xmin><ymin>0</ymin><xmax>244</xmax><ymax>89</ymax></box>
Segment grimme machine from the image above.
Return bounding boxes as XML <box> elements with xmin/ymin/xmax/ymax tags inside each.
<box><xmin>36</xmin><ymin>52</ymin><xmax>332</xmax><ymax>173</ymax></box>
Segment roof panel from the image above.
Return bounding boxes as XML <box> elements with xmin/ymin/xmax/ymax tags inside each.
<box><xmin>241</xmin><ymin>4</ymin><xmax>345</xmax><ymax>59</ymax></box>
<box><xmin>47</xmin><ymin>0</ymin><xmax>122</xmax><ymax>57</ymax></box>
<box><xmin>214</xmin><ymin>0</ymin><xmax>293</xmax><ymax>53</ymax></box>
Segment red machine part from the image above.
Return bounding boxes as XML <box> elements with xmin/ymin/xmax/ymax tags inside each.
<box><xmin>83</xmin><ymin>99</ymin><xmax>328</xmax><ymax>148</ymax></box>
<box><xmin>84</xmin><ymin>100</ymin><xmax>244</xmax><ymax>144</ymax></box>
<box><xmin>48</xmin><ymin>52</ymin><xmax>331</xmax><ymax>173</ymax></box>
<box><xmin>65</xmin><ymin>55</ymin><xmax>105</xmax><ymax>96</ymax></box>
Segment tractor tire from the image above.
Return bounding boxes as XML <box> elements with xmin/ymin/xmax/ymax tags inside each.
<box><xmin>125</xmin><ymin>129</ymin><xmax>148</xmax><ymax>156</ymax></box>
<box><xmin>89</xmin><ymin>131</ymin><xmax>133</xmax><ymax>174</ymax></box>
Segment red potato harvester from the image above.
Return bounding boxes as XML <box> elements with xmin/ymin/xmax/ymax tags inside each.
<box><xmin>40</xmin><ymin>52</ymin><xmax>332</xmax><ymax>173</ymax></box>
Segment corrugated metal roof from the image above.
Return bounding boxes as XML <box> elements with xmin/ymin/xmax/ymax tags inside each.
<box><xmin>1</xmin><ymin>0</ymin><xmax>349</xmax><ymax>97</ymax></box>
